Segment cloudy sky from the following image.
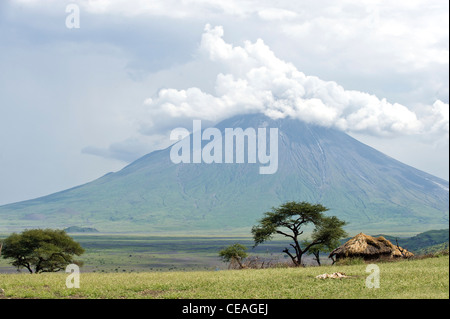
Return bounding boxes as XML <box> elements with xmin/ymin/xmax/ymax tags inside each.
<box><xmin>0</xmin><ymin>0</ymin><xmax>448</xmax><ymax>205</ymax></box>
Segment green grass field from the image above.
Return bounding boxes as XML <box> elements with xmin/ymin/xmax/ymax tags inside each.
<box><xmin>0</xmin><ymin>255</ymin><xmax>448</xmax><ymax>299</ymax></box>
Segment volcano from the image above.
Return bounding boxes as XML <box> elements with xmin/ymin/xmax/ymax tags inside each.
<box><xmin>0</xmin><ymin>113</ymin><xmax>448</xmax><ymax>234</ymax></box>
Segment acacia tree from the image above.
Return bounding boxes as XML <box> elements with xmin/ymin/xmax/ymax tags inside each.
<box><xmin>251</xmin><ymin>201</ymin><xmax>347</xmax><ymax>267</ymax></box>
<box><xmin>218</xmin><ymin>243</ymin><xmax>248</xmax><ymax>269</ymax></box>
<box><xmin>1</xmin><ymin>228</ymin><xmax>84</xmax><ymax>273</ymax></box>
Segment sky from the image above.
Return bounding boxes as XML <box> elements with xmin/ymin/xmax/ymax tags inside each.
<box><xmin>0</xmin><ymin>0</ymin><xmax>448</xmax><ymax>205</ymax></box>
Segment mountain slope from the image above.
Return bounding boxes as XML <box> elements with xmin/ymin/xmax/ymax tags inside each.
<box><xmin>0</xmin><ymin>114</ymin><xmax>448</xmax><ymax>233</ymax></box>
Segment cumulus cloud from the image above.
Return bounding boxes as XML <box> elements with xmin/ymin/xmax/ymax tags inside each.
<box><xmin>142</xmin><ymin>25</ymin><xmax>449</xmax><ymax>139</ymax></box>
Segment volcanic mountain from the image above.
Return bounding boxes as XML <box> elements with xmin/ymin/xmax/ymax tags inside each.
<box><xmin>0</xmin><ymin>114</ymin><xmax>448</xmax><ymax>234</ymax></box>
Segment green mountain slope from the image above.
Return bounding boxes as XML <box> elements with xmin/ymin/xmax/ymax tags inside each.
<box><xmin>0</xmin><ymin>114</ymin><xmax>448</xmax><ymax>233</ymax></box>
<box><xmin>371</xmin><ymin>229</ymin><xmax>449</xmax><ymax>253</ymax></box>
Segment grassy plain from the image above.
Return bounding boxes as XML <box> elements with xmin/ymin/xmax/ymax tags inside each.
<box><xmin>0</xmin><ymin>234</ymin><xmax>295</xmax><ymax>273</ymax></box>
<box><xmin>0</xmin><ymin>255</ymin><xmax>448</xmax><ymax>299</ymax></box>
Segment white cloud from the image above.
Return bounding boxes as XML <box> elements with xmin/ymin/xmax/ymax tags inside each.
<box><xmin>257</xmin><ymin>8</ymin><xmax>298</xmax><ymax>21</ymax></box>
<box><xmin>141</xmin><ymin>25</ymin><xmax>448</xmax><ymax>140</ymax></box>
<box><xmin>12</xmin><ymin>1</ymin><xmax>448</xmax><ymax>85</ymax></box>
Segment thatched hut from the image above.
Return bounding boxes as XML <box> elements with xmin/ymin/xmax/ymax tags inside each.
<box><xmin>329</xmin><ymin>233</ymin><xmax>414</xmax><ymax>262</ymax></box>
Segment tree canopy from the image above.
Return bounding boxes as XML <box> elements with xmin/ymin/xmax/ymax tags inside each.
<box><xmin>1</xmin><ymin>228</ymin><xmax>84</xmax><ymax>273</ymax></box>
<box><xmin>251</xmin><ymin>201</ymin><xmax>347</xmax><ymax>266</ymax></box>
<box><xmin>218</xmin><ymin>243</ymin><xmax>248</xmax><ymax>269</ymax></box>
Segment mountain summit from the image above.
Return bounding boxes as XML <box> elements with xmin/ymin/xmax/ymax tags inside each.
<box><xmin>1</xmin><ymin>114</ymin><xmax>448</xmax><ymax>233</ymax></box>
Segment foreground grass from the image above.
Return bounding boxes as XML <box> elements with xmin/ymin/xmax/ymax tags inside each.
<box><xmin>0</xmin><ymin>256</ymin><xmax>448</xmax><ymax>299</ymax></box>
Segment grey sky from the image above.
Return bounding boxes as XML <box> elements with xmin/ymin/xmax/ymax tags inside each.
<box><xmin>0</xmin><ymin>0</ymin><xmax>448</xmax><ymax>205</ymax></box>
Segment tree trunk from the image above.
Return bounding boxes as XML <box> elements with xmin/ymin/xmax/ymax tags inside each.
<box><xmin>297</xmin><ymin>253</ymin><xmax>303</xmax><ymax>267</ymax></box>
<box><xmin>313</xmin><ymin>251</ymin><xmax>321</xmax><ymax>266</ymax></box>
<box><xmin>236</xmin><ymin>257</ymin><xmax>244</xmax><ymax>269</ymax></box>
<box><xmin>283</xmin><ymin>248</ymin><xmax>298</xmax><ymax>266</ymax></box>
<box><xmin>25</xmin><ymin>264</ymin><xmax>33</xmax><ymax>274</ymax></box>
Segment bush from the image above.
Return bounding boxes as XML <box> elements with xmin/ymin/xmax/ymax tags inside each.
<box><xmin>413</xmin><ymin>248</ymin><xmax>449</xmax><ymax>260</ymax></box>
<box><xmin>240</xmin><ymin>256</ymin><xmax>295</xmax><ymax>269</ymax></box>
<box><xmin>434</xmin><ymin>249</ymin><xmax>449</xmax><ymax>257</ymax></box>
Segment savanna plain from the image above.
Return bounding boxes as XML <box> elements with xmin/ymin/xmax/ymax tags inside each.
<box><xmin>0</xmin><ymin>234</ymin><xmax>448</xmax><ymax>299</ymax></box>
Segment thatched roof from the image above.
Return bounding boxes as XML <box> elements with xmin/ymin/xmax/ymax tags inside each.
<box><xmin>329</xmin><ymin>233</ymin><xmax>414</xmax><ymax>259</ymax></box>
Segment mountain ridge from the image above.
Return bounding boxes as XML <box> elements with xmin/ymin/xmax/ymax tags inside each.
<box><xmin>0</xmin><ymin>113</ymin><xmax>448</xmax><ymax>234</ymax></box>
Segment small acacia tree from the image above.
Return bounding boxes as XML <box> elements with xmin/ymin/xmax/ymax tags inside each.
<box><xmin>252</xmin><ymin>201</ymin><xmax>347</xmax><ymax>267</ymax></box>
<box><xmin>1</xmin><ymin>228</ymin><xmax>84</xmax><ymax>273</ymax></box>
<box><xmin>303</xmin><ymin>239</ymin><xmax>341</xmax><ymax>266</ymax></box>
<box><xmin>218</xmin><ymin>243</ymin><xmax>248</xmax><ymax>269</ymax></box>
